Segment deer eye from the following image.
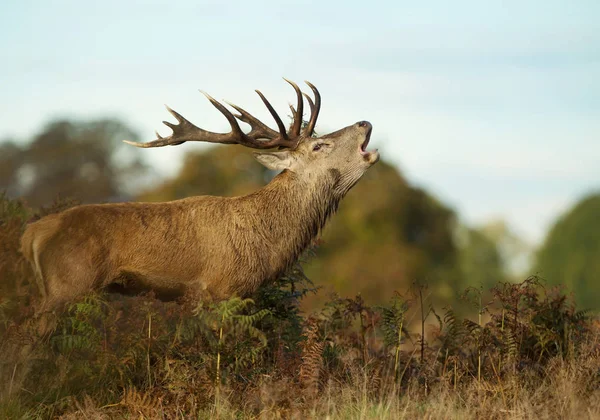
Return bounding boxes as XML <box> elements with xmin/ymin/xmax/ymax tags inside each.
<box><xmin>313</xmin><ymin>143</ymin><xmax>323</xmax><ymax>151</ymax></box>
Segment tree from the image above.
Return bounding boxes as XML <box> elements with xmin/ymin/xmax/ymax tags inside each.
<box><xmin>1</xmin><ymin>119</ymin><xmax>146</xmax><ymax>207</ymax></box>
<box><xmin>455</xmin><ymin>225</ymin><xmax>505</xmax><ymax>292</ymax></box>
<box><xmin>0</xmin><ymin>141</ymin><xmax>24</xmax><ymax>197</ymax></box>
<box><xmin>534</xmin><ymin>193</ymin><xmax>600</xmax><ymax>309</ymax></box>
<box><xmin>138</xmin><ymin>145</ymin><xmax>268</xmax><ymax>202</ymax></box>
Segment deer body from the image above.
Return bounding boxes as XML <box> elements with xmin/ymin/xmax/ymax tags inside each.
<box><xmin>21</xmin><ymin>80</ymin><xmax>379</xmax><ymax>316</ymax></box>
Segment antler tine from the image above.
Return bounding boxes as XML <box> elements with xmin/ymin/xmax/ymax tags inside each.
<box><xmin>198</xmin><ymin>91</ymin><xmax>245</xmax><ymax>139</ymax></box>
<box><xmin>254</xmin><ymin>90</ymin><xmax>289</xmax><ymax>140</ymax></box>
<box><xmin>289</xmin><ymin>103</ymin><xmax>299</xmax><ymax>126</ymax></box>
<box><xmin>283</xmin><ymin>78</ymin><xmax>303</xmax><ymax>137</ymax></box>
<box><xmin>302</xmin><ymin>94</ymin><xmax>314</xmax><ymax>133</ymax></box>
<box><xmin>302</xmin><ymin>81</ymin><xmax>321</xmax><ymax>137</ymax></box>
<box><xmin>225</xmin><ymin>101</ymin><xmax>281</xmax><ymax>140</ymax></box>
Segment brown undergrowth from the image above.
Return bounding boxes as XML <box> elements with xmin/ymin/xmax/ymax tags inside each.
<box><xmin>0</xmin><ymin>194</ymin><xmax>598</xmax><ymax>419</ymax></box>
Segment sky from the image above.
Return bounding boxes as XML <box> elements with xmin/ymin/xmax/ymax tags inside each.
<box><xmin>1</xmin><ymin>0</ymin><xmax>598</xmax><ymax>245</ymax></box>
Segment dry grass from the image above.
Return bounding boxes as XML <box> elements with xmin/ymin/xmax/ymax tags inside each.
<box><xmin>11</xmin><ymin>351</ymin><xmax>598</xmax><ymax>420</ymax></box>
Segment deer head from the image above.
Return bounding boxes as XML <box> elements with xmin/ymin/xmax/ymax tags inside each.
<box><xmin>124</xmin><ymin>79</ymin><xmax>380</xmax><ymax>195</ymax></box>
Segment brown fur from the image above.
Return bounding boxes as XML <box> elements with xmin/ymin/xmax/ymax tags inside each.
<box><xmin>21</xmin><ymin>114</ymin><xmax>379</xmax><ymax>316</ymax></box>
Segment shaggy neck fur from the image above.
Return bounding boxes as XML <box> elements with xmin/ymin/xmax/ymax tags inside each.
<box><xmin>240</xmin><ymin>168</ymin><xmax>343</xmax><ymax>286</ymax></box>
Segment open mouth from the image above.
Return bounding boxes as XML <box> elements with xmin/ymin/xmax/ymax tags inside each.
<box><xmin>359</xmin><ymin>127</ymin><xmax>377</xmax><ymax>158</ymax></box>
<box><xmin>359</xmin><ymin>127</ymin><xmax>371</xmax><ymax>154</ymax></box>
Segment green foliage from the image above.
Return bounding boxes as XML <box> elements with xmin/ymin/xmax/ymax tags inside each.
<box><xmin>0</xmin><ymin>191</ymin><xmax>30</xmax><ymax>222</ymax></box>
<box><xmin>430</xmin><ymin>276</ymin><xmax>593</xmax><ymax>381</ymax></box>
<box><xmin>182</xmin><ymin>297</ymin><xmax>271</xmax><ymax>382</ymax></box>
<box><xmin>489</xmin><ymin>276</ymin><xmax>590</xmax><ymax>365</ymax></box>
<box><xmin>378</xmin><ymin>292</ymin><xmax>409</xmax><ymax>350</ymax></box>
<box><xmin>535</xmin><ymin>192</ymin><xmax>600</xmax><ymax>308</ymax></box>
<box><xmin>377</xmin><ymin>292</ymin><xmax>409</xmax><ymax>380</ymax></box>
<box><xmin>51</xmin><ymin>294</ymin><xmax>108</xmax><ymax>353</ymax></box>
<box><xmin>254</xmin><ymin>248</ymin><xmax>320</xmax><ymax>365</ymax></box>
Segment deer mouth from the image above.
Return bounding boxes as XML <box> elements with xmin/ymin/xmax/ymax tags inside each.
<box><xmin>359</xmin><ymin>127</ymin><xmax>378</xmax><ymax>162</ymax></box>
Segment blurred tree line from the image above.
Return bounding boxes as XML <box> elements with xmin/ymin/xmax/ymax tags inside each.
<box><xmin>0</xmin><ymin>119</ymin><xmax>146</xmax><ymax>207</ymax></box>
<box><xmin>534</xmin><ymin>193</ymin><xmax>600</xmax><ymax>309</ymax></box>
<box><xmin>2</xmin><ymin>117</ymin><xmax>596</xmax><ymax>308</ymax></box>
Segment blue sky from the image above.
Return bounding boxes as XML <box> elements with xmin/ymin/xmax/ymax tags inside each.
<box><xmin>1</xmin><ymin>0</ymin><xmax>598</xmax><ymax>244</ymax></box>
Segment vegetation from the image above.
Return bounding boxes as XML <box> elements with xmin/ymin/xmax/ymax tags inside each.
<box><xmin>1</xmin><ymin>119</ymin><xmax>598</xmax><ymax>418</ymax></box>
<box><xmin>0</xmin><ymin>119</ymin><xmax>146</xmax><ymax>207</ymax></box>
<box><xmin>535</xmin><ymin>192</ymin><xmax>600</xmax><ymax>309</ymax></box>
<box><xmin>1</xmin><ymin>194</ymin><xmax>599</xmax><ymax>419</ymax></box>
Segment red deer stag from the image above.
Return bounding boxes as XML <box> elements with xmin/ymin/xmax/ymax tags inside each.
<box><xmin>21</xmin><ymin>79</ymin><xmax>379</xmax><ymax>317</ymax></box>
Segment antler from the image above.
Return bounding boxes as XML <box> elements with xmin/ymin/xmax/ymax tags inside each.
<box><xmin>124</xmin><ymin>80</ymin><xmax>322</xmax><ymax>150</ymax></box>
<box><xmin>302</xmin><ymin>81</ymin><xmax>321</xmax><ymax>137</ymax></box>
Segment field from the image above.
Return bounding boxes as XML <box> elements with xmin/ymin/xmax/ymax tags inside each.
<box><xmin>1</xmin><ymin>195</ymin><xmax>599</xmax><ymax>419</ymax></box>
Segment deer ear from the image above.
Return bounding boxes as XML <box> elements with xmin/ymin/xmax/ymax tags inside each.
<box><xmin>253</xmin><ymin>151</ymin><xmax>295</xmax><ymax>171</ymax></box>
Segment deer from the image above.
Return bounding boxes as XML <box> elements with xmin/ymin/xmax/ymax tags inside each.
<box><xmin>20</xmin><ymin>79</ymin><xmax>380</xmax><ymax>322</ymax></box>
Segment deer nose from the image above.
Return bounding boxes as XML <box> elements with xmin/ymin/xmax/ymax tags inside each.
<box><xmin>357</xmin><ymin>121</ymin><xmax>372</xmax><ymax>130</ymax></box>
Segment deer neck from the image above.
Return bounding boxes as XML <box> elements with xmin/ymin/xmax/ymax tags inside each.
<box><xmin>248</xmin><ymin>168</ymin><xmax>341</xmax><ymax>264</ymax></box>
